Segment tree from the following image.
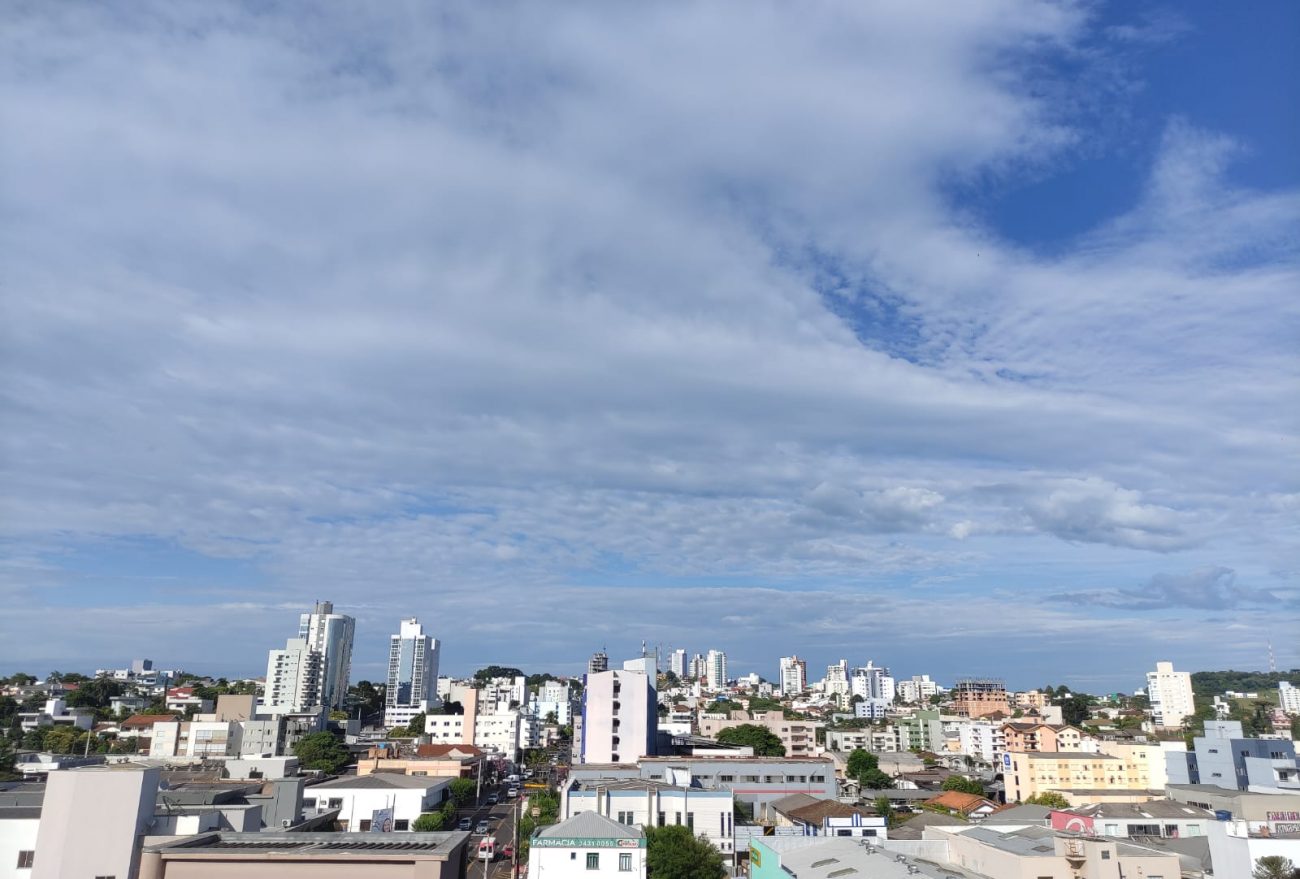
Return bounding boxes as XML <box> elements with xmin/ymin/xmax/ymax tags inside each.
<box><xmin>942</xmin><ymin>776</ymin><xmax>985</xmax><ymax>795</ymax></box>
<box><xmin>715</xmin><ymin>724</ymin><xmax>785</xmax><ymax>756</ymax></box>
<box><xmin>846</xmin><ymin>748</ymin><xmax>893</xmax><ymax>790</ymax></box>
<box><xmin>448</xmin><ymin>777</ymin><xmax>477</xmax><ymax>807</ymax></box>
<box><xmin>292</xmin><ymin>731</ymin><xmax>351</xmax><ymax>773</ymax></box>
<box><xmin>346</xmin><ymin>680</ymin><xmax>385</xmax><ymax>717</ymax></box>
<box><xmin>42</xmin><ymin>726</ymin><xmax>80</xmax><ymax>754</ymax></box>
<box><xmin>1025</xmin><ymin>792</ymin><xmax>1070</xmax><ymax>809</ymax></box>
<box><xmin>1252</xmin><ymin>856</ymin><xmax>1298</xmax><ymax>879</ymax></box>
<box><xmin>474</xmin><ymin>666</ymin><xmax>523</xmax><ymax>683</ymax></box>
<box><xmin>873</xmin><ymin>795</ymin><xmax>895</xmax><ymax>827</ymax></box>
<box><xmin>413</xmin><ymin>810</ymin><xmax>446</xmax><ymax>831</ymax></box>
<box><xmin>645</xmin><ymin>824</ymin><xmax>726</xmax><ymax>879</ymax></box>
<box><xmin>0</xmin><ymin>737</ymin><xmax>18</xmax><ymax>780</ymax></box>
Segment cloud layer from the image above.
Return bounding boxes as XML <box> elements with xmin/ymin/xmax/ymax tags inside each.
<box><xmin>1</xmin><ymin>1</ymin><xmax>1296</xmax><ymax>688</ymax></box>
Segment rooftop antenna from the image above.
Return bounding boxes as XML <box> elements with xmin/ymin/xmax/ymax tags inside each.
<box><xmin>1268</xmin><ymin>640</ymin><xmax>1277</xmax><ymax>674</ymax></box>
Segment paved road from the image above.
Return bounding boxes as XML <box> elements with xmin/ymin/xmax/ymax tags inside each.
<box><xmin>464</xmin><ymin>782</ymin><xmax>522</xmax><ymax>878</ymax></box>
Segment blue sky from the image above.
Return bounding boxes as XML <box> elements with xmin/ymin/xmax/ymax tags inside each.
<box><xmin>1</xmin><ymin>1</ymin><xmax>1297</xmax><ymax>692</ymax></box>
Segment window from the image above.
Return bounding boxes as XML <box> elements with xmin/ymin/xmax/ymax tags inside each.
<box><xmin>837</xmin><ymin>829</ymin><xmax>853</xmax><ymax>836</ymax></box>
<box><xmin>302</xmin><ymin>798</ymin><xmax>317</xmax><ymax>808</ymax></box>
<box><xmin>719</xmin><ymin>774</ymin><xmax>735</xmax><ymax>782</ymax></box>
<box><xmin>17</xmin><ymin>852</ymin><xmax>35</xmax><ymax>869</ymax></box>
<box><xmin>675</xmin><ymin>811</ymin><xmax>682</xmax><ymax>825</ymax></box>
<box><xmin>658</xmin><ymin>811</ymin><xmax>665</xmax><ymax>826</ymax></box>
<box><xmin>395</xmin><ymin>819</ymin><xmax>409</xmax><ymax>831</ymax></box>
<box><xmin>587</xmin><ymin>853</ymin><xmax>600</xmax><ymax>870</ymax></box>
<box><xmin>328</xmin><ymin>798</ymin><xmax>343</xmax><ymax>809</ymax></box>
<box><xmin>359</xmin><ymin>819</ymin><xmax>372</xmax><ymax>831</ymax></box>
<box><xmin>1101</xmin><ymin>852</ymin><xmax>1111</xmax><ymax>860</ymax></box>
<box><xmin>619</xmin><ymin>853</ymin><xmax>633</xmax><ymax>872</ymax></box>
<box><xmin>687</xmin><ymin>812</ymin><xmax>695</xmax><ymax>831</ymax></box>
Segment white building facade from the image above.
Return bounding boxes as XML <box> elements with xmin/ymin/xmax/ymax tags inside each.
<box><xmin>780</xmin><ymin>656</ymin><xmax>808</xmax><ymax>696</ymax></box>
<box><xmin>582</xmin><ymin>669</ymin><xmax>656</xmax><ymax>764</ymax></box>
<box><xmin>1147</xmin><ymin>660</ymin><xmax>1195</xmax><ymax>729</ymax></box>
<box><xmin>384</xmin><ymin>618</ymin><xmax>440</xmax><ymax>728</ymax></box>
<box><xmin>705</xmin><ymin>651</ymin><xmax>728</xmax><ymax>691</ymax></box>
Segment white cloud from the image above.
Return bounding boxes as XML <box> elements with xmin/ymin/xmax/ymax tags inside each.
<box><xmin>0</xmin><ymin>1</ymin><xmax>1295</xmax><ymax>681</ymax></box>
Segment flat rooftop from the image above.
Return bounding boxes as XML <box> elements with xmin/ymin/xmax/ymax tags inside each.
<box><xmin>145</xmin><ymin>831</ymin><xmax>468</xmax><ymax>856</ymax></box>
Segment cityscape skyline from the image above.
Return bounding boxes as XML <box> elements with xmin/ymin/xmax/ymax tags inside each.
<box><xmin>2</xmin><ymin>2</ymin><xmax>1297</xmax><ymax>685</ymax></box>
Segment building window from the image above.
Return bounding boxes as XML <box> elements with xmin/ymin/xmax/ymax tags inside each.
<box><xmin>687</xmin><ymin>812</ymin><xmax>695</xmax><ymax>831</ymax></box>
<box><xmin>1101</xmin><ymin>852</ymin><xmax>1111</xmax><ymax>860</ymax></box>
<box><xmin>676</xmin><ymin>811</ymin><xmax>682</xmax><ymax>825</ymax></box>
<box><xmin>17</xmin><ymin>852</ymin><xmax>35</xmax><ymax>869</ymax></box>
<box><xmin>587</xmin><ymin>853</ymin><xmax>600</xmax><ymax>870</ymax></box>
<box><xmin>837</xmin><ymin>829</ymin><xmax>853</xmax><ymax>836</ymax></box>
<box><xmin>359</xmin><ymin>819</ymin><xmax>372</xmax><ymax>831</ymax></box>
<box><xmin>395</xmin><ymin>819</ymin><xmax>409</xmax><ymax>831</ymax></box>
<box><xmin>328</xmin><ymin>798</ymin><xmax>343</xmax><ymax>809</ymax></box>
<box><xmin>719</xmin><ymin>774</ymin><xmax>735</xmax><ymax>782</ymax></box>
<box><xmin>620</xmin><ymin>853</ymin><xmax>633</xmax><ymax>872</ymax></box>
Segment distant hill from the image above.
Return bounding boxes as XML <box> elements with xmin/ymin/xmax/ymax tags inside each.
<box><xmin>1191</xmin><ymin>669</ymin><xmax>1299</xmax><ymax>697</ymax></box>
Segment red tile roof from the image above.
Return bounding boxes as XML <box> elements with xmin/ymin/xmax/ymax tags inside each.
<box><xmin>924</xmin><ymin>791</ymin><xmax>998</xmax><ymax>815</ymax></box>
<box><xmin>122</xmin><ymin>714</ymin><xmax>179</xmax><ymax>729</ymax></box>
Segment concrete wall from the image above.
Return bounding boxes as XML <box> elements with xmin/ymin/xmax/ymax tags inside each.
<box><xmin>32</xmin><ymin>767</ymin><xmax>159</xmax><ymax>879</ymax></box>
<box><xmin>0</xmin><ymin>817</ymin><xmax>39</xmax><ymax>879</ymax></box>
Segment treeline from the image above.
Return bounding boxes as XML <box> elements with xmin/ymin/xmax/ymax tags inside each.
<box><xmin>1191</xmin><ymin>669</ymin><xmax>1300</xmax><ymax>697</ymax></box>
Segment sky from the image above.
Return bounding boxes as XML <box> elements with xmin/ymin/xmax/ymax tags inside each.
<box><xmin>1</xmin><ymin>1</ymin><xmax>1297</xmax><ymax>693</ymax></box>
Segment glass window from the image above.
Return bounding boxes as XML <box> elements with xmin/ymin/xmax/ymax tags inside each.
<box><xmin>17</xmin><ymin>852</ymin><xmax>35</xmax><ymax>869</ymax></box>
<box><xmin>587</xmin><ymin>853</ymin><xmax>600</xmax><ymax>870</ymax></box>
<box><xmin>619</xmin><ymin>853</ymin><xmax>633</xmax><ymax>872</ymax></box>
<box><xmin>395</xmin><ymin>819</ymin><xmax>409</xmax><ymax>831</ymax></box>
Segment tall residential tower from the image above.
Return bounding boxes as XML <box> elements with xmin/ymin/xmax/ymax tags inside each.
<box><xmin>384</xmin><ymin>617</ymin><xmax>440</xmax><ymax>727</ymax></box>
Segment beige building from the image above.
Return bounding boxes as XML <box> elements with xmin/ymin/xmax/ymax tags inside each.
<box><xmin>697</xmin><ymin>711</ymin><xmax>822</xmax><ymax>757</ymax></box>
<box><xmin>1146</xmin><ymin>661</ymin><xmax>1195</xmax><ymax>730</ymax></box>
<box><xmin>929</xmin><ymin>824</ymin><xmax>1181</xmax><ymax>879</ymax></box>
<box><xmin>952</xmin><ymin>679</ymin><xmax>1010</xmax><ymax>719</ymax></box>
<box><xmin>1001</xmin><ymin>723</ymin><xmax>1087</xmax><ymax>753</ymax></box>
<box><xmin>140</xmin><ymin>832</ymin><xmax>468</xmax><ymax>878</ymax></box>
<box><xmin>1003</xmin><ymin>750</ymin><xmax>1164</xmax><ymax>805</ymax></box>
<box><xmin>32</xmin><ymin>765</ymin><xmax>160</xmax><ymax>879</ymax></box>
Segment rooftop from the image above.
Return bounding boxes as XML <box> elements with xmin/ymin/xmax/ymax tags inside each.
<box><xmin>311</xmin><ymin>773</ymin><xmax>448</xmax><ymax>791</ymax></box>
<box><xmin>1070</xmin><ymin>801</ymin><xmax>1215</xmax><ymax>819</ymax></box>
<box><xmin>537</xmin><ymin>811</ymin><xmax>644</xmax><ymax>840</ymax></box>
<box><xmin>145</xmin><ymin>831</ymin><xmax>466</xmax><ymax>856</ymax></box>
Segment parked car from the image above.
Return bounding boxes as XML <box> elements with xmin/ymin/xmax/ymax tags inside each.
<box><xmin>458</xmin><ymin>817</ymin><xmax>472</xmax><ymax>831</ymax></box>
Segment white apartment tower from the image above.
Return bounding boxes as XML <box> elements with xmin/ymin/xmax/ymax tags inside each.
<box><xmin>263</xmin><ymin>638</ymin><xmax>323</xmax><ymax>712</ymax></box>
<box><xmin>385</xmin><ymin>617</ymin><xmax>441</xmax><ymax>727</ymax></box>
<box><xmin>1280</xmin><ymin>681</ymin><xmax>1300</xmax><ymax>715</ymax></box>
<box><xmin>779</xmin><ymin>656</ymin><xmax>807</xmax><ymax>695</ymax></box>
<box><xmin>706</xmin><ymin>650</ymin><xmax>728</xmax><ymax>691</ymax></box>
<box><xmin>581</xmin><ymin>668</ymin><xmax>656</xmax><ymax>763</ymax></box>
<box><xmin>588</xmin><ymin>651</ymin><xmax>609</xmax><ymax>675</ymax></box>
<box><xmin>669</xmin><ymin>649</ymin><xmax>688</xmax><ymax>679</ymax></box>
<box><xmin>298</xmin><ymin>600</ymin><xmax>356</xmax><ymax>710</ymax></box>
<box><xmin>1147</xmin><ymin>660</ymin><xmax>1195</xmax><ymax>729</ymax></box>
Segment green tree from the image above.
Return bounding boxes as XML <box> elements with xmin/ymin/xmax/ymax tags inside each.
<box><xmin>873</xmin><ymin>795</ymin><xmax>895</xmax><ymax>827</ymax></box>
<box><xmin>1252</xmin><ymin>856</ymin><xmax>1299</xmax><ymax>879</ymax></box>
<box><xmin>474</xmin><ymin>666</ymin><xmax>523</xmax><ymax>683</ymax></box>
<box><xmin>846</xmin><ymin>748</ymin><xmax>893</xmax><ymax>789</ymax></box>
<box><xmin>0</xmin><ymin>737</ymin><xmax>19</xmax><ymax>780</ymax></box>
<box><xmin>449</xmin><ymin>777</ymin><xmax>477</xmax><ymax>807</ymax></box>
<box><xmin>42</xmin><ymin>726</ymin><xmax>80</xmax><ymax>754</ymax></box>
<box><xmin>714</xmin><ymin>724</ymin><xmax>785</xmax><ymax>756</ymax></box>
<box><xmin>645</xmin><ymin>824</ymin><xmax>726</xmax><ymax>879</ymax></box>
<box><xmin>942</xmin><ymin>776</ymin><xmax>985</xmax><ymax>795</ymax></box>
<box><xmin>346</xmin><ymin>680</ymin><xmax>386</xmax><ymax>716</ymax></box>
<box><xmin>292</xmin><ymin>731</ymin><xmax>351</xmax><ymax>773</ymax></box>
<box><xmin>413</xmin><ymin>810</ymin><xmax>446</xmax><ymax>831</ymax></box>
<box><xmin>1025</xmin><ymin>792</ymin><xmax>1070</xmax><ymax>809</ymax></box>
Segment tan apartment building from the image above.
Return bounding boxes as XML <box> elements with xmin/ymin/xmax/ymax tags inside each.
<box><xmin>952</xmin><ymin>679</ymin><xmax>1010</xmax><ymax>719</ymax></box>
<box><xmin>1001</xmin><ymin>723</ymin><xmax>1087</xmax><ymax>753</ymax></box>
<box><xmin>140</xmin><ymin>832</ymin><xmax>468</xmax><ymax>878</ymax></box>
<box><xmin>1004</xmin><ymin>750</ymin><xmax>1164</xmax><ymax>806</ymax></box>
<box><xmin>698</xmin><ymin>710</ymin><xmax>822</xmax><ymax>757</ymax></box>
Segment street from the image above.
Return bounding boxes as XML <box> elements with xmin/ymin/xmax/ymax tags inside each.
<box><xmin>463</xmin><ymin>781</ymin><xmax>522</xmax><ymax>878</ymax></box>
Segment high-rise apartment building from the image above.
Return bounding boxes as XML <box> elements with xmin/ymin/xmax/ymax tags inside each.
<box><xmin>298</xmin><ymin>600</ymin><xmax>355</xmax><ymax>710</ymax></box>
<box><xmin>706</xmin><ymin>650</ymin><xmax>728</xmax><ymax>691</ymax></box>
<box><xmin>581</xmin><ymin>668</ymin><xmax>657</xmax><ymax>763</ymax></box>
<box><xmin>263</xmin><ymin>638</ymin><xmax>323</xmax><ymax>712</ymax></box>
<box><xmin>824</xmin><ymin>660</ymin><xmax>850</xmax><ymax>700</ymax></box>
<box><xmin>850</xmin><ymin>662</ymin><xmax>895</xmax><ymax>718</ymax></box>
<box><xmin>588</xmin><ymin>651</ymin><xmax>609</xmax><ymax>675</ymax></box>
<box><xmin>779</xmin><ymin>656</ymin><xmax>807</xmax><ymax>695</ymax></box>
<box><xmin>1146</xmin><ymin>661</ymin><xmax>1195</xmax><ymax>729</ymax></box>
<box><xmin>896</xmin><ymin>675</ymin><xmax>938</xmax><ymax>704</ymax></box>
<box><xmin>669</xmin><ymin>649</ymin><xmax>688</xmax><ymax>680</ymax></box>
<box><xmin>1280</xmin><ymin>682</ymin><xmax>1300</xmax><ymax>715</ymax></box>
<box><xmin>384</xmin><ymin>618</ymin><xmax>440</xmax><ymax>727</ymax></box>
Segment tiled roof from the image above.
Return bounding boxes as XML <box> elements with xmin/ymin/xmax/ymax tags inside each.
<box><xmin>923</xmin><ymin>791</ymin><xmax>997</xmax><ymax>815</ymax></box>
<box><xmin>312</xmin><ymin>774</ymin><xmax>447</xmax><ymax>791</ymax></box>
<box><xmin>414</xmin><ymin>744</ymin><xmax>483</xmax><ymax>759</ymax></box>
<box><xmin>786</xmin><ymin>799</ymin><xmax>877</xmax><ymax>825</ymax></box>
<box><xmin>122</xmin><ymin>714</ymin><xmax>180</xmax><ymax>729</ymax></box>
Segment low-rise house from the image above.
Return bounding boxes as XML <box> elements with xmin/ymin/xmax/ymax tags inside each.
<box><xmin>301</xmin><ymin>774</ymin><xmax>449</xmax><ymax>832</ymax></box>
<box><xmin>764</xmin><ymin>793</ymin><xmax>887</xmax><ymax>838</ymax></box>
<box><xmin>923</xmin><ymin>791</ymin><xmax>999</xmax><ymax>820</ymax></box>
<box><xmin>528</xmin><ymin>812</ymin><xmax>646</xmax><ymax>879</ymax></box>
<box><xmin>17</xmin><ymin>699</ymin><xmax>94</xmax><ymax>734</ymax></box>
